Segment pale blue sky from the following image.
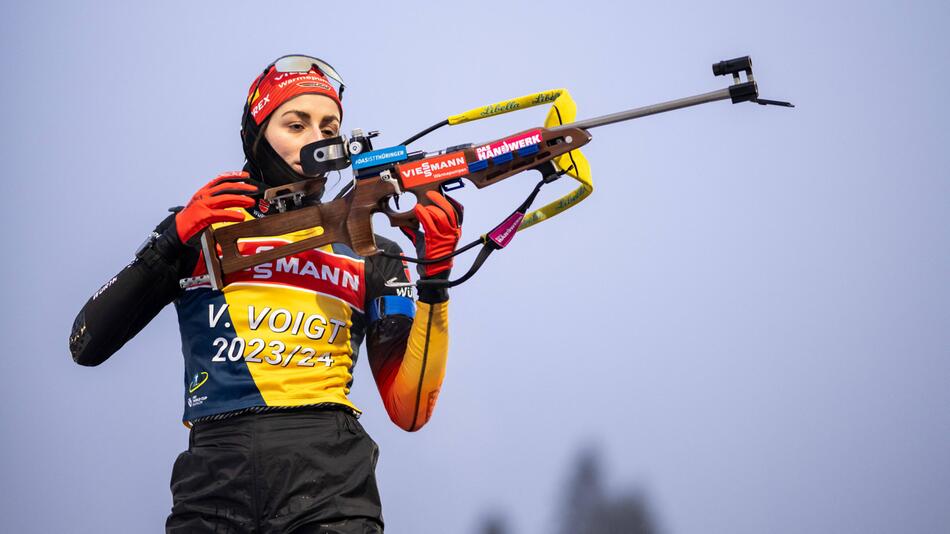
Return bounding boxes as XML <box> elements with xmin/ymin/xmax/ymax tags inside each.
<box><xmin>1</xmin><ymin>1</ymin><xmax>948</xmax><ymax>533</ymax></box>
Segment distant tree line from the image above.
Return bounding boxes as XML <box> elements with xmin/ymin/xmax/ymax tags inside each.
<box><xmin>476</xmin><ymin>448</ymin><xmax>659</xmax><ymax>534</ymax></box>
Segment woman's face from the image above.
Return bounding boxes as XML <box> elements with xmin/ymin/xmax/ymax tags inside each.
<box><xmin>263</xmin><ymin>94</ymin><xmax>341</xmax><ymax>175</ymax></box>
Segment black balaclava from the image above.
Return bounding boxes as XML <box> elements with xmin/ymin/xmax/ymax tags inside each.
<box><xmin>240</xmin><ymin>116</ymin><xmax>328</xmax><ymax>217</ymax></box>
<box><xmin>241</xmin><ymin>117</ymin><xmax>324</xmax><ymax>187</ymax></box>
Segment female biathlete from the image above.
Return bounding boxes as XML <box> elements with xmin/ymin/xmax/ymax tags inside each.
<box><xmin>69</xmin><ymin>55</ymin><xmax>461</xmax><ymax>533</ymax></box>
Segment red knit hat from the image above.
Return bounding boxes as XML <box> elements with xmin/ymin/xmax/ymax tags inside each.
<box><xmin>246</xmin><ymin>65</ymin><xmax>342</xmax><ymax>126</ymax></box>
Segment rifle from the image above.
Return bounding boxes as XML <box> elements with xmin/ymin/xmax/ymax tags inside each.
<box><xmin>193</xmin><ymin>56</ymin><xmax>792</xmax><ymax>290</ymax></box>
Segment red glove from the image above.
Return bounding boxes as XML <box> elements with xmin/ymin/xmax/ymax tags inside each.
<box><xmin>175</xmin><ymin>172</ymin><xmax>259</xmax><ymax>244</ymax></box>
<box><xmin>401</xmin><ymin>190</ymin><xmax>463</xmax><ymax>277</ymax></box>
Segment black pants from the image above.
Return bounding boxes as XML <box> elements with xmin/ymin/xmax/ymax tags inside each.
<box><xmin>166</xmin><ymin>408</ymin><xmax>384</xmax><ymax>533</ymax></box>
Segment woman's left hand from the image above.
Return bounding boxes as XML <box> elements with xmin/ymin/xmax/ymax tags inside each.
<box><xmin>400</xmin><ymin>190</ymin><xmax>463</xmax><ymax>277</ymax></box>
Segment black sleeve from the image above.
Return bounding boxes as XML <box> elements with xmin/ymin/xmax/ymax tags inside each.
<box><xmin>365</xmin><ymin>235</ymin><xmax>449</xmax><ymax>306</ymax></box>
<box><xmin>362</xmin><ymin>236</ymin><xmax>415</xmax><ymax>374</ymax></box>
<box><xmin>69</xmin><ymin>212</ymin><xmax>198</xmax><ymax>366</ymax></box>
<box><xmin>364</xmin><ymin>235</ymin><xmax>413</xmax><ymax>304</ymax></box>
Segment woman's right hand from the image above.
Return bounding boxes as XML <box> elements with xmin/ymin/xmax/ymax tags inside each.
<box><xmin>174</xmin><ymin>171</ymin><xmax>259</xmax><ymax>244</ymax></box>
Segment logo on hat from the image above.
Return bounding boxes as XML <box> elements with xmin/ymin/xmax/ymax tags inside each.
<box><xmin>298</xmin><ymin>81</ymin><xmax>331</xmax><ymax>89</ymax></box>
<box><xmin>250</xmin><ymin>94</ymin><xmax>271</xmax><ymax>118</ymax></box>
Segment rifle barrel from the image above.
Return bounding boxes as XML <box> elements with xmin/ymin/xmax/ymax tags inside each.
<box><xmin>552</xmin><ymin>87</ymin><xmax>732</xmax><ymax>132</ymax></box>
